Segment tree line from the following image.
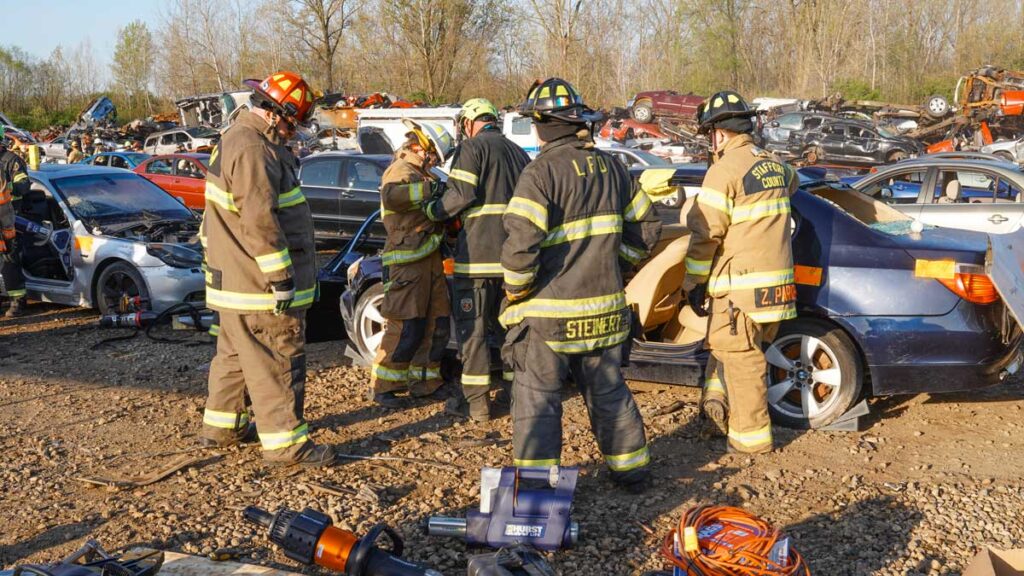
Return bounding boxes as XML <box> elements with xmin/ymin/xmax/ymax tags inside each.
<box><xmin>2</xmin><ymin>0</ymin><xmax>1024</xmax><ymax>131</ymax></box>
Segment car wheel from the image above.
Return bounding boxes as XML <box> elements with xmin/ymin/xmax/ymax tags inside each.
<box><xmin>804</xmin><ymin>146</ymin><xmax>824</xmax><ymax>164</ymax></box>
<box><xmin>631</xmin><ymin>101</ymin><xmax>654</xmax><ymax>123</ymax></box>
<box><xmin>886</xmin><ymin>150</ymin><xmax>908</xmax><ymax>163</ymax></box>
<box><xmin>353</xmin><ymin>282</ymin><xmax>387</xmax><ymax>364</ymax></box>
<box><xmin>925</xmin><ymin>95</ymin><xmax>950</xmax><ymax>119</ymax></box>
<box><xmin>764</xmin><ymin>319</ymin><xmax>863</xmax><ymax>429</ymax></box>
<box><xmin>95</xmin><ymin>261</ymin><xmax>149</xmax><ymax>316</ymax></box>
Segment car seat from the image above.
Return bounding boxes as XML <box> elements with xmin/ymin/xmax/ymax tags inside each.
<box><xmin>939</xmin><ymin>180</ymin><xmax>961</xmax><ymax>203</ymax></box>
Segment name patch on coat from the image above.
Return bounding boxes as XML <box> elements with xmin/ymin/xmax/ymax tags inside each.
<box><xmin>743</xmin><ymin>160</ymin><xmax>788</xmax><ymax>194</ymax></box>
<box><xmin>559</xmin><ymin>309</ymin><xmax>630</xmax><ymax>340</ymax></box>
<box><xmin>755</xmin><ymin>284</ymin><xmax>797</xmax><ymax>308</ymax></box>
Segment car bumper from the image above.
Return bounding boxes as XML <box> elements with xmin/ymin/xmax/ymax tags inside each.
<box><xmin>340</xmin><ymin>285</ymin><xmax>358</xmax><ymax>336</ymax></box>
<box><xmin>138</xmin><ymin>265</ymin><xmax>205</xmax><ymax>313</ymax></box>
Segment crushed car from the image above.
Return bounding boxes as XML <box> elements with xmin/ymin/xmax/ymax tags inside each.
<box><xmin>626</xmin><ymin>90</ymin><xmax>704</xmax><ymax>125</ymax></box>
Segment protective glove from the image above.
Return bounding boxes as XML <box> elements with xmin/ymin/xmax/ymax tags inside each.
<box><xmin>505</xmin><ymin>288</ymin><xmax>533</xmax><ymax>303</ymax></box>
<box><xmin>271</xmin><ymin>278</ymin><xmax>295</xmax><ymax>315</ymax></box>
<box><xmin>686</xmin><ymin>283</ymin><xmax>709</xmax><ymax>317</ymax></box>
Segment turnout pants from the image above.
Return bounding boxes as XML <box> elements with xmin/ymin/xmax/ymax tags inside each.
<box><xmin>506</xmin><ymin>321</ymin><xmax>650</xmax><ymax>483</ymax></box>
<box><xmin>371</xmin><ymin>251</ymin><xmax>451</xmax><ymax>396</ymax></box>
<box><xmin>0</xmin><ymin>240</ymin><xmax>26</xmax><ymax>300</ymax></box>
<box><xmin>203</xmin><ymin>309</ymin><xmax>311</xmax><ymax>462</ymax></box>
<box><xmin>701</xmin><ymin>297</ymin><xmax>779</xmax><ymax>454</ymax></box>
<box><xmin>453</xmin><ymin>276</ymin><xmax>509</xmax><ymax>418</ymax></box>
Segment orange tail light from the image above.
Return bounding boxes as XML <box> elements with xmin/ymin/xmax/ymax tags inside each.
<box><xmin>938</xmin><ymin>273</ymin><xmax>999</xmax><ymax>304</ymax></box>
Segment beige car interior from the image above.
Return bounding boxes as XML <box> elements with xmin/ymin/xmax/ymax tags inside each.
<box><xmin>938</xmin><ymin>180</ymin><xmax>961</xmax><ymax>204</ymax></box>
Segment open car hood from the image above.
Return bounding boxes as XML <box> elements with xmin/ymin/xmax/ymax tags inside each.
<box><xmin>987</xmin><ymin>231</ymin><xmax>1024</xmax><ymax>328</ymax></box>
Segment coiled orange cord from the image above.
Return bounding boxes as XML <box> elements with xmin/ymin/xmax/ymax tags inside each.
<box><xmin>660</xmin><ymin>505</ymin><xmax>810</xmax><ymax>576</ymax></box>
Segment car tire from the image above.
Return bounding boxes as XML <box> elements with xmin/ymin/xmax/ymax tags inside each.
<box><xmin>631</xmin><ymin>101</ymin><xmax>654</xmax><ymax>123</ymax></box>
<box><xmin>352</xmin><ymin>282</ymin><xmax>387</xmax><ymax>364</ymax></box>
<box><xmin>804</xmin><ymin>146</ymin><xmax>824</xmax><ymax>164</ymax></box>
<box><xmin>925</xmin><ymin>95</ymin><xmax>950</xmax><ymax>119</ymax></box>
<box><xmin>886</xmin><ymin>150</ymin><xmax>909</xmax><ymax>163</ymax></box>
<box><xmin>764</xmin><ymin>318</ymin><xmax>863</xmax><ymax>429</ymax></box>
<box><xmin>95</xmin><ymin>261</ymin><xmax>150</xmax><ymax>316</ymax></box>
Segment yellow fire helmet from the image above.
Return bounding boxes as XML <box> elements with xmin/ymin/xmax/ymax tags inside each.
<box><xmin>402</xmin><ymin>118</ymin><xmax>455</xmax><ymax>163</ymax></box>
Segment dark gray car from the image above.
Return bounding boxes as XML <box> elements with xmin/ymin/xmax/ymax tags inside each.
<box><xmin>298</xmin><ymin>152</ymin><xmax>391</xmax><ymax>238</ymax></box>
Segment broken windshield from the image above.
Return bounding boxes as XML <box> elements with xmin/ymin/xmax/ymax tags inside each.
<box><xmin>808</xmin><ymin>183</ymin><xmax>928</xmax><ymax>235</ymax></box>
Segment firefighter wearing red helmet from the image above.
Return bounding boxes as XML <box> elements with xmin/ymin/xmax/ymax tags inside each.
<box><xmin>198</xmin><ymin>71</ymin><xmax>335</xmax><ymax>467</ymax></box>
<box><xmin>683</xmin><ymin>90</ymin><xmax>798</xmax><ymax>455</ymax></box>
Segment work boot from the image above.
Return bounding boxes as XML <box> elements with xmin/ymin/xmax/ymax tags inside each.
<box><xmin>5</xmin><ymin>298</ymin><xmax>25</xmax><ymax>318</ymax></box>
<box><xmin>726</xmin><ymin>443</ymin><xmax>773</xmax><ymax>456</ymax></box>
<box><xmin>615</xmin><ymin>470</ymin><xmax>652</xmax><ymax>495</ymax></box>
<box><xmin>267</xmin><ymin>443</ymin><xmax>336</xmax><ymax>469</ymax></box>
<box><xmin>197</xmin><ymin>421</ymin><xmax>258</xmax><ymax>448</ymax></box>
<box><xmin>701</xmin><ymin>399</ymin><xmax>728</xmax><ymax>439</ymax></box>
<box><xmin>444</xmin><ymin>396</ymin><xmax>491</xmax><ymax>423</ymax></box>
<box><xmin>373</xmin><ymin>392</ymin><xmax>407</xmax><ymax>409</ymax></box>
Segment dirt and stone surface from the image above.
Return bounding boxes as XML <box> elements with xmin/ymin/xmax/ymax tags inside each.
<box><xmin>1</xmin><ymin>304</ymin><xmax>1023</xmax><ymax>575</ymax></box>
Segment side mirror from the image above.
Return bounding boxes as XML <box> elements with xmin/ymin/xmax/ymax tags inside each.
<box><xmin>880</xmin><ymin>187</ymin><xmax>894</xmax><ymax>199</ymax></box>
<box><xmin>770</xmin><ymin>121</ymin><xmax>780</xmax><ymax>128</ymax></box>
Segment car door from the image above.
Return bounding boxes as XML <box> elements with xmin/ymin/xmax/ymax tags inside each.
<box><xmin>142</xmin><ymin>158</ymin><xmax>177</xmax><ymax>194</ymax></box>
<box><xmin>108</xmin><ymin>155</ymin><xmax>130</xmax><ymax>170</ymax></box>
<box><xmin>158</xmin><ymin>133</ymin><xmax>176</xmax><ymax>155</ymax></box>
<box><xmin>298</xmin><ymin>156</ymin><xmax>344</xmax><ymax>236</ymax></box>
<box><xmin>843</xmin><ymin>126</ymin><xmax>877</xmax><ymax>161</ymax></box>
<box><xmin>917</xmin><ymin>168</ymin><xmax>1024</xmax><ymax>233</ymax></box>
<box><xmin>172</xmin><ymin>158</ymin><xmax>207</xmax><ymax>209</ymax></box>
<box><xmin>338</xmin><ymin>157</ymin><xmax>385</xmax><ymax>237</ymax></box>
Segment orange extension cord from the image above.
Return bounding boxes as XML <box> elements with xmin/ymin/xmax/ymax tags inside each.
<box><xmin>660</xmin><ymin>505</ymin><xmax>811</xmax><ymax>576</ymax></box>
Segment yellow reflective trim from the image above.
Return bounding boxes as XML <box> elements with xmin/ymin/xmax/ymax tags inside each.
<box><xmin>705</xmin><ymin>377</ymin><xmax>725</xmax><ymax>395</ymax></box>
<box><xmin>205</xmin><ymin>181</ymin><xmax>238</xmax><ymax>212</ymax></box>
<box><xmin>555</xmin><ymin>85</ymin><xmax>569</xmax><ymax>97</ymax></box>
<box><xmin>541</xmin><ymin>214</ymin><xmax>622</xmax><ymax>247</ymax></box>
<box><xmin>500</xmin><ymin>291</ymin><xmax>626</xmax><ymax>327</ymax></box>
<box><xmin>728</xmin><ymin>424</ymin><xmax>772</xmax><ymax>448</ymax></box>
<box><xmin>685</xmin><ymin>257</ymin><xmax>712</xmax><ymax>275</ymax></box>
<box><xmin>206</xmin><ymin>287</ymin><xmax>315</xmax><ymax>311</ymax></box>
<box><xmin>746</xmin><ymin>307</ymin><xmax>798</xmax><ymax>323</ymax></box>
<box><xmin>254</xmin><ymin>249</ymin><xmax>292</xmax><ymax>274</ymax></box>
<box><xmin>449</xmin><ymin>169</ymin><xmax>479</xmax><ymax>186</ymax></box>
<box><xmin>464</xmin><ymin>203</ymin><xmax>506</xmax><ymax>218</ymax></box>
<box><xmin>453</xmin><ymin>262</ymin><xmax>504</xmax><ymax>276</ymax></box>
<box><xmin>203</xmin><ymin>408</ymin><xmax>249</xmax><ymax>429</ymax></box>
<box><xmin>409</xmin><ymin>365</ymin><xmax>441</xmax><ymax>381</ymax></box>
<box><xmin>708</xmin><ymin>269</ymin><xmax>794</xmax><ymax>295</ymax></box>
<box><xmin>408</xmin><ymin>182</ymin><xmax>424</xmax><ymax>205</ymax></box>
<box><xmin>731</xmin><ymin>197</ymin><xmax>790</xmax><ymax>224</ymax></box>
<box><xmin>502</xmin><ymin>371</ymin><xmax>514</xmax><ymax>381</ymax></box>
<box><xmin>259</xmin><ymin>423</ymin><xmax>309</xmax><ymax>451</ymax></box>
<box><xmin>381</xmin><ymin>234</ymin><xmax>441</xmax><ymax>266</ymax></box>
<box><xmin>461</xmin><ymin>373</ymin><xmax>491</xmax><ymax>386</ymax></box>
<box><xmin>619</xmin><ymin>243</ymin><xmax>647</xmax><ymax>264</ymax></box>
<box><xmin>506</xmin><ymin>197</ymin><xmax>548</xmax><ymax>232</ymax></box>
<box><xmin>545</xmin><ymin>328</ymin><xmax>629</xmax><ymax>353</ymax></box>
<box><xmin>278</xmin><ymin>186</ymin><xmax>306</xmax><ymax>208</ymax></box>
<box><xmin>514</xmin><ymin>458</ymin><xmax>560</xmax><ymax>467</ymax></box>
<box><xmin>605</xmin><ymin>445</ymin><xmax>650</xmax><ymax>471</ymax></box>
<box><xmin>373</xmin><ymin>364</ymin><xmax>408</xmax><ymax>382</ymax></box>
<box><xmin>6</xmin><ymin>289</ymin><xmax>26</xmax><ymax>298</ymax></box>
<box><xmin>538</xmin><ymin>86</ymin><xmax>551</xmax><ymax>99</ymax></box>
<box><xmin>12</xmin><ymin>173</ymin><xmax>27</xmax><ymax>183</ymax></box>
<box><xmin>208</xmin><ymin>323</ymin><xmax>221</xmax><ymax>337</ymax></box>
<box><xmin>697</xmin><ymin>187</ymin><xmax>733</xmax><ymax>215</ymax></box>
<box><xmin>504</xmin><ymin>266</ymin><xmax>536</xmax><ymax>286</ymax></box>
<box><xmin>624</xmin><ymin>190</ymin><xmax>654</xmax><ymax>222</ymax></box>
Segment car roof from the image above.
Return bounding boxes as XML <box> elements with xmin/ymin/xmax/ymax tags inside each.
<box><xmin>859</xmin><ymin>158</ymin><xmax>1024</xmax><ymax>182</ymax></box>
<box><xmin>147</xmin><ymin>152</ymin><xmax>210</xmax><ymax>160</ymax></box>
<box><xmin>301</xmin><ymin>152</ymin><xmax>392</xmax><ymax>164</ymax></box>
<box><xmin>30</xmin><ymin>164</ymin><xmax>139</xmax><ymax>181</ymax></box>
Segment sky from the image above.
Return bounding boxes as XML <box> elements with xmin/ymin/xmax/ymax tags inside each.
<box><xmin>3</xmin><ymin>0</ymin><xmax>164</xmax><ymax>75</ymax></box>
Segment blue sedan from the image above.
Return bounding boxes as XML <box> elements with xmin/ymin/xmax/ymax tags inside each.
<box><xmin>322</xmin><ymin>172</ymin><xmax>1024</xmax><ymax>429</ymax></box>
<box><xmin>79</xmin><ymin>151</ymin><xmax>151</xmax><ymax>170</ymax></box>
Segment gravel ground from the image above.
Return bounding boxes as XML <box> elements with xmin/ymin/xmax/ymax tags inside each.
<box><xmin>1</xmin><ymin>304</ymin><xmax>1023</xmax><ymax>575</ymax></box>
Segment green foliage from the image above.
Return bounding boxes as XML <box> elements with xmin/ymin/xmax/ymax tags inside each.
<box><xmin>909</xmin><ymin>76</ymin><xmax>956</xmax><ymax>104</ymax></box>
<box><xmin>9</xmin><ymin>108</ymin><xmax>78</xmax><ymax>132</ymax></box>
<box><xmin>832</xmin><ymin>78</ymin><xmax>881</xmax><ymax>101</ymax></box>
<box><xmin>406</xmin><ymin>90</ymin><xmax>434</xmax><ymax>104</ymax></box>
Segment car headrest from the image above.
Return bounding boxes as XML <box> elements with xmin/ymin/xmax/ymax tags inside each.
<box><xmin>946</xmin><ymin>179</ymin><xmax>961</xmax><ymax>201</ymax></box>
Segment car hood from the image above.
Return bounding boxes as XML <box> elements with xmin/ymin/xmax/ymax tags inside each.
<box><xmin>987</xmin><ymin>230</ymin><xmax>1024</xmax><ymax>329</ymax></box>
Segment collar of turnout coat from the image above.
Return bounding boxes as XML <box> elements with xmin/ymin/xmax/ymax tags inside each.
<box><xmin>394</xmin><ymin>148</ymin><xmax>435</xmax><ymax>179</ymax></box>
<box><xmin>237</xmin><ymin>110</ymin><xmax>288</xmax><ymax>146</ymax></box>
<box><xmin>713</xmin><ymin>133</ymin><xmax>755</xmax><ymax>161</ymax></box>
<box><xmin>539</xmin><ymin>134</ymin><xmax>588</xmax><ymax>155</ymax></box>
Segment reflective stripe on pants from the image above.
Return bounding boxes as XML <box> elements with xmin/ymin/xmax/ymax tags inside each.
<box><xmin>453</xmin><ymin>277</ymin><xmax>506</xmax><ymax>419</ymax></box>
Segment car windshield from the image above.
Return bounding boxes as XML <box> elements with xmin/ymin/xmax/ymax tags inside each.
<box><xmin>196</xmin><ymin>157</ymin><xmax>209</xmax><ymax>168</ymax></box>
<box><xmin>631</xmin><ymin>150</ymin><xmax>671</xmax><ymax>165</ymax></box>
<box><xmin>876</xmin><ymin>125</ymin><xmax>898</xmax><ymax>138</ymax></box>
<box><xmin>807</xmin><ymin>183</ymin><xmax>924</xmax><ymax>235</ymax></box>
<box><xmin>51</xmin><ymin>173</ymin><xmax>194</xmax><ymax>226</ymax></box>
<box><xmin>125</xmin><ymin>153</ymin><xmax>149</xmax><ymax>163</ymax></box>
<box><xmin>185</xmin><ymin>127</ymin><xmax>218</xmax><ymax>138</ymax></box>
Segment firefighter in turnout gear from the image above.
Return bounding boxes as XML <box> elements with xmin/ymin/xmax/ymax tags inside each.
<box><xmin>423</xmin><ymin>98</ymin><xmax>531</xmax><ymax>421</ymax></box>
<box><xmin>501</xmin><ymin>78</ymin><xmax>661</xmax><ymax>492</ymax></box>
<box><xmin>199</xmin><ymin>71</ymin><xmax>335</xmax><ymax>467</ymax></box>
<box><xmin>683</xmin><ymin>90</ymin><xmax>798</xmax><ymax>454</ymax></box>
<box><xmin>0</xmin><ymin>126</ymin><xmax>29</xmax><ymax>317</ymax></box>
<box><xmin>370</xmin><ymin>119</ymin><xmax>454</xmax><ymax>409</ymax></box>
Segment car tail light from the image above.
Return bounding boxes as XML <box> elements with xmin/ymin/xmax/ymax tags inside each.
<box><xmin>938</xmin><ymin>273</ymin><xmax>999</xmax><ymax>304</ymax></box>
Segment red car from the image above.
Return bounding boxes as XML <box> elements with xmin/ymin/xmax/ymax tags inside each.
<box><xmin>627</xmin><ymin>90</ymin><xmax>705</xmax><ymax>124</ymax></box>
<box><xmin>134</xmin><ymin>153</ymin><xmax>210</xmax><ymax>210</ymax></box>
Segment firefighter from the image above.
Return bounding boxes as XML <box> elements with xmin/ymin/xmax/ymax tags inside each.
<box><xmin>67</xmin><ymin>140</ymin><xmax>84</xmax><ymax>164</ymax></box>
<box><xmin>0</xmin><ymin>126</ymin><xmax>29</xmax><ymax>317</ymax></box>
<box><xmin>422</xmin><ymin>98</ymin><xmax>530</xmax><ymax>422</ymax></box>
<box><xmin>199</xmin><ymin>71</ymin><xmax>334</xmax><ymax>467</ymax></box>
<box><xmin>682</xmin><ymin>91</ymin><xmax>798</xmax><ymax>455</ymax></box>
<box><xmin>370</xmin><ymin>119</ymin><xmax>454</xmax><ymax>409</ymax></box>
<box><xmin>501</xmin><ymin>78</ymin><xmax>661</xmax><ymax>492</ymax></box>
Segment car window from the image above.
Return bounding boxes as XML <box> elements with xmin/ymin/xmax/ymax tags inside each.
<box><xmin>776</xmin><ymin>113</ymin><xmax>802</xmax><ymax>130</ymax></box>
<box><xmin>803</xmin><ymin>117</ymin><xmax>823</xmax><ymax>130</ymax></box>
<box><xmin>146</xmin><ymin>158</ymin><xmax>173</xmax><ymax>175</ymax></box>
<box><xmin>860</xmin><ymin>170</ymin><xmax>927</xmax><ymax>205</ymax></box>
<box><xmin>301</xmin><ymin>159</ymin><xmax>341</xmax><ymax>187</ymax></box>
<box><xmin>611</xmin><ymin>151</ymin><xmax>636</xmax><ymax>167</ymax></box>
<box><xmin>511</xmin><ymin>116</ymin><xmax>533</xmax><ymax>135</ymax></box>
<box><xmin>176</xmin><ymin>159</ymin><xmax>204</xmax><ymax>178</ymax></box>
<box><xmin>344</xmin><ymin>159</ymin><xmax>384</xmax><ymax>189</ymax></box>
<box><xmin>931</xmin><ymin>170</ymin><xmax>995</xmax><ymax>203</ymax></box>
<box><xmin>160</xmin><ymin>134</ymin><xmax>175</xmax><ymax>145</ymax></box>
<box><xmin>109</xmin><ymin>156</ymin><xmax>129</xmax><ymax>169</ymax></box>
<box><xmin>145</xmin><ymin>136</ymin><xmax>156</xmax><ymax>148</ymax></box>
<box><xmin>93</xmin><ymin>155</ymin><xmax>108</xmax><ymax>166</ymax></box>
<box><xmin>175</xmin><ymin>132</ymin><xmax>191</xmax><ymax>144</ymax></box>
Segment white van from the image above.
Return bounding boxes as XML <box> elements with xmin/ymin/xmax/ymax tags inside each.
<box><xmin>356</xmin><ymin>107</ymin><xmax>462</xmax><ymax>154</ymax></box>
<box><xmin>501</xmin><ymin>112</ymin><xmax>541</xmax><ymax>157</ymax></box>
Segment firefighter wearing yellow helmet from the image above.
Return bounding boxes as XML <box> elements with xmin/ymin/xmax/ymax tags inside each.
<box><xmin>423</xmin><ymin>98</ymin><xmax>530</xmax><ymax>421</ymax></box>
<box><xmin>683</xmin><ymin>90</ymin><xmax>798</xmax><ymax>454</ymax></box>
<box><xmin>369</xmin><ymin>119</ymin><xmax>455</xmax><ymax>408</ymax></box>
